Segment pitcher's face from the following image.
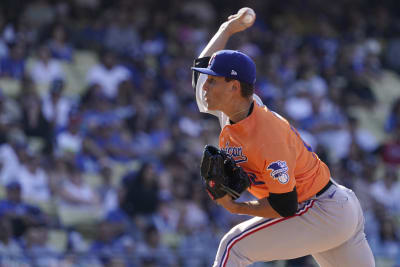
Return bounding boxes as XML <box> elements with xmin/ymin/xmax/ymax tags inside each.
<box><xmin>202</xmin><ymin>75</ymin><xmax>234</xmax><ymax>111</ymax></box>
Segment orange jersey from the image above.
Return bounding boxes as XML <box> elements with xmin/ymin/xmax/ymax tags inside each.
<box><xmin>219</xmin><ymin>101</ymin><xmax>330</xmax><ymax>203</ymax></box>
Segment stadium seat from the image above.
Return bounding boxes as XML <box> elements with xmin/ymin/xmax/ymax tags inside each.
<box><xmin>0</xmin><ymin>78</ymin><xmax>21</xmax><ymax>98</ymax></box>
<box><xmin>375</xmin><ymin>257</ymin><xmax>396</xmax><ymax>267</ymax></box>
<box><xmin>0</xmin><ymin>186</ymin><xmax>4</xmax><ymax>199</ymax></box>
<box><xmin>369</xmin><ymin>70</ymin><xmax>400</xmax><ymax>106</ymax></box>
<box><xmin>58</xmin><ymin>205</ymin><xmax>103</xmax><ymax>227</ymax></box>
<box><xmin>110</xmin><ymin>160</ymin><xmax>141</xmax><ymax>186</ymax></box>
<box><xmin>72</xmin><ymin>50</ymin><xmax>98</xmax><ymax>74</ymax></box>
<box><xmin>347</xmin><ymin>70</ymin><xmax>400</xmax><ymax>143</ymax></box>
<box><xmin>161</xmin><ymin>232</ymin><xmax>182</xmax><ymax>250</ymax></box>
<box><xmin>82</xmin><ymin>172</ymin><xmax>102</xmax><ymax>188</ymax></box>
<box><xmin>25</xmin><ymin>198</ymin><xmax>58</xmax><ymax>217</ymax></box>
<box><xmin>60</xmin><ymin>61</ymin><xmax>84</xmax><ymax>97</ymax></box>
<box><xmin>47</xmin><ymin>229</ymin><xmax>68</xmax><ymax>253</ymax></box>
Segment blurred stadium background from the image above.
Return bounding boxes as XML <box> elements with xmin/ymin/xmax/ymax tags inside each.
<box><xmin>0</xmin><ymin>0</ymin><xmax>400</xmax><ymax>266</ymax></box>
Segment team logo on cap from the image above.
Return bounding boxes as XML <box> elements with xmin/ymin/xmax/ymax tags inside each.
<box><xmin>209</xmin><ymin>53</ymin><xmax>217</xmax><ymax>67</ymax></box>
<box><xmin>231</xmin><ymin>70</ymin><xmax>237</xmax><ymax>76</ymax></box>
<box><xmin>267</xmin><ymin>160</ymin><xmax>289</xmax><ymax>184</ymax></box>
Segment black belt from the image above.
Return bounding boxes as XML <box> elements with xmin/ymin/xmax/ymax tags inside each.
<box><xmin>316</xmin><ymin>180</ymin><xmax>333</xmax><ymax>197</ymax></box>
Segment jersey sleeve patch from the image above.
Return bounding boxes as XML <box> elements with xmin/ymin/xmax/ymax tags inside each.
<box><xmin>267</xmin><ymin>160</ymin><xmax>290</xmax><ymax>184</ymax></box>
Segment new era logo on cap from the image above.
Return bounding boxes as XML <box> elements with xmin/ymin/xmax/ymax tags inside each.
<box><xmin>192</xmin><ymin>50</ymin><xmax>256</xmax><ymax>85</ymax></box>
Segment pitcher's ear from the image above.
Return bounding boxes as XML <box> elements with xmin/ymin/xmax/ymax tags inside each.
<box><xmin>232</xmin><ymin>80</ymin><xmax>241</xmax><ymax>92</ymax></box>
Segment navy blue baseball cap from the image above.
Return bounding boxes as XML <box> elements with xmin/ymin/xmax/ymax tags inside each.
<box><xmin>192</xmin><ymin>50</ymin><xmax>256</xmax><ymax>85</ymax></box>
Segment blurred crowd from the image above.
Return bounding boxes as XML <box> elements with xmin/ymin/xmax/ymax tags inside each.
<box><xmin>0</xmin><ymin>0</ymin><xmax>400</xmax><ymax>266</ymax></box>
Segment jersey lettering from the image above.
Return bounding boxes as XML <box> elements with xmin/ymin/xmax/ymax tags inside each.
<box><xmin>222</xmin><ymin>142</ymin><xmax>248</xmax><ymax>163</ymax></box>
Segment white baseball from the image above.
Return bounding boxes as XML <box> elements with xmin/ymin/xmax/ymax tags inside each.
<box><xmin>238</xmin><ymin>7</ymin><xmax>255</xmax><ymax>24</ymax></box>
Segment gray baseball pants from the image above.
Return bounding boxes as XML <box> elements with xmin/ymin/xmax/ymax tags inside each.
<box><xmin>213</xmin><ymin>183</ymin><xmax>375</xmax><ymax>267</ymax></box>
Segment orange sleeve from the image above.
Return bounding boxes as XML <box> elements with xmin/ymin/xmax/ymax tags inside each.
<box><xmin>260</xmin><ymin>143</ymin><xmax>296</xmax><ymax>194</ymax></box>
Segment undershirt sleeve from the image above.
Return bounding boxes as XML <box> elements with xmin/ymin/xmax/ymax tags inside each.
<box><xmin>267</xmin><ymin>187</ymin><xmax>298</xmax><ymax>217</ymax></box>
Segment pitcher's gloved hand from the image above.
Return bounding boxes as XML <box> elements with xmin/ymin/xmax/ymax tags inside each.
<box><xmin>200</xmin><ymin>145</ymin><xmax>250</xmax><ymax>200</ymax></box>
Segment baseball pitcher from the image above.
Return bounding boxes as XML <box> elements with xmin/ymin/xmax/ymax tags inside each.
<box><xmin>191</xmin><ymin>8</ymin><xmax>375</xmax><ymax>267</ymax></box>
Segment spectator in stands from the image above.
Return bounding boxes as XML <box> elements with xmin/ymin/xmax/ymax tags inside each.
<box><xmin>0</xmin><ymin>88</ymin><xmax>21</xmax><ymax>129</ymax></box>
<box><xmin>375</xmin><ymin>216</ymin><xmax>400</xmax><ymax>263</ymax></box>
<box><xmin>15</xmin><ymin>15</ymin><xmax>37</xmax><ymax>47</ymax></box>
<box><xmin>57</xmin><ymin>161</ymin><xmax>100</xmax><ymax>207</ymax></box>
<box><xmin>380</xmin><ymin>123</ymin><xmax>400</xmax><ymax>165</ymax></box>
<box><xmin>105</xmin><ymin>201</ymin><xmax>130</xmax><ymax>232</ymax></box>
<box><xmin>0</xmin><ymin>94</ymin><xmax>9</xmax><ymax>143</ymax></box>
<box><xmin>78</xmin><ymin>17</ymin><xmax>106</xmax><ymax>51</ymax></box>
<box><xmin>121</xmin><ymin>163</ymin><xmax>160</xmax><ymax>228</ymax></box>
<box><xmin>291</xmin><ymin>66</ymin><xmax>328</xmax><ymax>98</ymax></box>
<box><xmin>136</xmin><ymin>224</ymin><xmax>176</xmax><ymax>267</ymax></box>
<box><xmin>284</xmin><ymin>86</ymin><xmax>314</xmax><ymax>124</ymax></box>
<box><xmin>125</xmin><ymin>91</ymin><xmax>154</xmax><ymax>131</ymax></box>
<box><xmin>336</xmin><ymin>118</ymin><xmax>380</xmax><ymax>180</ymax></box>
<box><xmin>97</xmin><ymin>165</ymin><xmax>118</xmax><ymax>213</ymax></box>
<box><xmin>339</xmin><ymin>142</ymin><xmax>366</xmax><ymax>188</ymax></box>
<box><xmin>104</xmin><ymin>185</ymin><xmax>142</xmax><ymax>243</ymax></box>
<box><xmin>45</xmin><ymin>156</ymin><xmax>68</xmax><ymax>197</ymax></box>
<box><xmin>56</xmin><ymin>111</ymin><xmax>83</xmax><ymax>156</ymax></box>
<box><xmin>0</xmin><ymin>217</ymin><xmax>28</xmax><ymax>266</ymax></box>
<box><xmin>178</xmin><ymin>105</ymin><xmax>203</xmax><ymax>138</ymax></box>
<box><xmin>370</xmin><ymin>166</ymin><xmax>400</xmax><ymax>215</ymax></box>
<box><xmin>75</xmin><ymin>135</ymin><xmax>108</xmax><ymax>173</ymax></box>
<box><xmin>177</xmin><ymin>189</ymin><xmax>217</xmax><ymax>267</ymax></box>
<box><xmin>0</xmin><ymin>132</ymin><xmax>21</xmax><ymax>185</ymax></box>
<box><xmin>22</xmin><ymin>223</ymin><xmax>59</xmax><ymax>267</ymax></box>
<box><xmin>152</xmin><ymin>197</ymin><xmax>180</xmax><ymax>236</ymax></box>
<box><xmin>347</xmin><ymin>116</ymin><xmax>379</xmax><ymax>153</ymax></box>
<box><xmin>89</xmin><ymin>220</ymin><xmax>136</xmax><ymax>266</ymax></box>
<box><xmin>104</xmin><ymin>10</ymin><xmax>140</xmax><ymax>57</ymax></box>
<box><xmin>80</xmin><ymin>83</ymin><xmax>103</xmax><ymax>111</ymax></box>
<box><xmin>0</xmin><ymin>181</ymin><xmax>45</xmax><ymax>238</ymax></box>
<box><xmin>178</xmin><ymin>224</ymin><xmax>218</xmax><ymax>267</ymax></box>
<box><xmin>0</xmin><ymin>42</ymin><xmax>25</xmax><ymax>79</ymax></box>
<box><xmin>115</xmin><ymin>80</ymin><xmax>135</xmax><ymax>108</ymax></box>
<box><xmin>0</xmin><ymin>13</ymin><xmax>12</xmax><ymax>59</ymax></box>
<box><xmin>19</xmin><ymin>77</ymin><xmax>53</xmax><ymax>154</ymax></box>
<box><xmin>90</xmin><ymin>122</ymin><xmax>137</xmax><ymax>163</ymax></box>
<box><xmin>81</xmin><ymin>87</ymin><xmax>119</xmax><ymax>127</ymax></box>
<box><xmin>342</xmin><ymin>76</ymin><xmax>376</xmax><ymax>107</ymax></box>
<box><xmin>29</xmin><ymin>45</ymin><xmax>64</xmax><ymax>87</ymax></box>
<box><xmin>48</xmin><ymin>24</ymin><xmax>73</xmax><ymax>61</ymax></box>
<box><xmin>86</xmin><ymin>50</ymin><xmax>131</xmax><ymax>99</ymax></box>
<box><xmin>42</xmin><ymin>79</ymin><xmax>71</xmax><ymax>131</ymax></box>
<box><xmin>305</xmin><ymin>95</ymin><xmax>340</xmax><ymax>132</ymax></box>
<box><xmin>352</xmin><ymin>155</ymin><xmax>380</xmax><ymax>213</ymax></box>
<box><xmin>385</xmin><ymin>97</ymin><xmax>400</xmax><ymax>133</ymax></box>
<box><xmin>22</xmin><ymin>0</ymin><xmax>55</xmax><ymax>29</ymax></box>
<box><xmin>178</xmin><ymin>184</ymin><xmax>209</xmax><ymax>234</ymax></box>
<box><xmin>77</xmin><ymin>110</ymin><xmax>108</xmax><ymax>172</ymax></box>
<box><xmin>16</xmin><ymin>152</ymin><xmax>51</xmax><ymax>203</ymax></box>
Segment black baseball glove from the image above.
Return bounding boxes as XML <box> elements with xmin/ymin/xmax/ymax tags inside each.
<box><xmin>200</xmin><ymin>145</ymin><xmax>250</xmax><ymax>200</ymax></box>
